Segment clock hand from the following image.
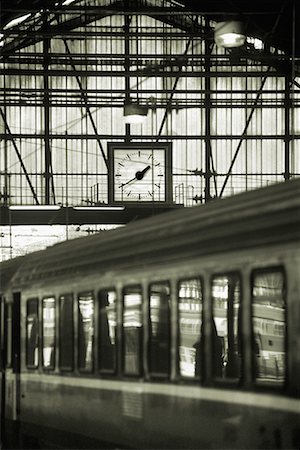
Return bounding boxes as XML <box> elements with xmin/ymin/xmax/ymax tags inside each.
<box><xmin>119</xmin><ymin>165</ymin><xmax>151</xmax><ymax>188</ymax></box>
<box><xmin>119</xmin><ymin>176</ymin><xmax>138</xmax><ymax>187</ymax></box>
<box><xmin>135</xmin><ymin>165</ymin><xmax>151</xmax><ymax>180</ymax></box>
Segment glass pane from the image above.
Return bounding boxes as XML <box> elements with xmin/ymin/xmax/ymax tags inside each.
<box><xmin>42</xmin><ymin>297</ymin><xmax>56</xmax><ymax>369</ymax></box>
<box><xmin>99</xmin><ymin>289</ymin><xmax>117</xmax><ymax>373</ymax></box>
<box><xmin>212</xmin><ymin>274</ymin><xmax>241</xmax><ymax>380</ymax></box>
<box><xmin>149</xmin><ymin>282</ymin><xmax>170</xmax><ymax>377</ymax></box>
<box><xmin>59</xmin><ymin>294</ymin><xmax>74</xmax><ymax>371</ymax></box>
<box><xmin>252</xmin><ymin>270</ymin><xmax>286</xmax><ymax>385</ymax></box>
<box><xmin>78</xmin><ymin>292</ymin><xmax>94</xmax><ymax>371</ymax></box>
<box><xmin>26</xmin><ymin>299</ymin><xmax>39</xmax><ymax>368</ymax></box>
<box><xmin>123</xmin><ymin>287</ymin><xmax>142</xmax><ymax>376</ymax></box>
<box><xmin>178</xmin><ymin>279</ymin><xmax>202</xmax><ymax>378</ymax></box>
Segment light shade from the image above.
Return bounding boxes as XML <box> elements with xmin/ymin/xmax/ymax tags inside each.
<box><xmin>73</xmin><ymin>206</ymin><xmax>125</xmax><ymax>211</ymax></box>
<box><xmin>9</xmin><ymin>205</ymin><xmax>61</xmax><ymax>210</ymax></box>
<box><xmin>214</xmin><ymin>21</ymin><xmax>246</xmax><ymax>48</ymax></box>
<box><xmin>124</xmin><ymin>103</ymin><xmax>148</xmax><ymax>124</ymax></box>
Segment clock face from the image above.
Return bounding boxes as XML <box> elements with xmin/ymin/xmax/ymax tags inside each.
<box><xmin>113</xmin><ymin>148</ymin><xmax>166</xmax><ymax>202</ymax></box>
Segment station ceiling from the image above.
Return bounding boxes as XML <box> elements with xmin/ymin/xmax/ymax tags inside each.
<box><xmin>0</xmin><ymin>0</ymin><xmax>299</xmax><ymax>58</ymax></box>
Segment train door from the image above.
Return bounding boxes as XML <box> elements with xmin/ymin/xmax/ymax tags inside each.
<box><xmin>4</xmin><ymin>292</ymin><xmax>21</xmax><ymax>447</ymax></box>
<box><xmin>0</xmin><ymin>295</ymin><xmax>6</xmax><ymax>447</ymax></box>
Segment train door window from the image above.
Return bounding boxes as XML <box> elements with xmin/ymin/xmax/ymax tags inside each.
<box><xmin>149</xmin><ymin>282</ymin><xmax>170</xmax><ymax>378</ymax></box>
<box><xmin>251</xmin><ymin>268</ymin><xmax>286</xmax><ymax>386</ymax></box>
<box><xmin>78</xmin><ymin>292</ymin><xmax>94</xmax><ymax>372</ymax></box>
<box><xmin>42</xmin><ymin>297</ymin><xmax>56</xmax><ymax>370</ymax></box>
<box><xmin>212</xmin><ymin>274</ymin><xmax>241</xmax><ymax>380</ymax></box>
<box><xmin>26</xmin><ymin>299</ymin><xmax>39</xmax><ymax>368</ymax></box>
<box><xmin>59</xmin><ymin>294</ymin><xmax>74</xmax><ymax>371</ymax></box>
<box><xmin>6</xmin><ymin>303</ymin><xmax>12</xmax><ymax>368</ymax></box>
<box><xmin>98</xmin><ymin>289</ymin><xmax>117</xmax><ymax>373</ymax></box>
<box><xmin>123</xmin><ymin>286</ymin><xmax>142</xmax><ymax>376</ymax></box>
<box><xmin>178</xmin><ymin>278</ymin><xmax>203</xmax><ymax>379</ymax></box>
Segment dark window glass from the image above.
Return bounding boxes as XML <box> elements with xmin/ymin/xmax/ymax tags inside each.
<box><xmin>98</xmin><ymin>289</ymin><xmax>117</xmax><ymax>373</ymax></box>
<box><xmin>123</xmin><ymin>286</ymin><xmax>142</xmax><ymax>376</ymax></box>
<box><xmin>26</xmin><ymin>299</ymin><xmax>39</xmax><ymax>368</ymax></box>
<box><xmin>59</xmin><ymin>294</ymin><xmax>74</xmax><ymax>371</ymax></box>
<box><xmin>149</xmin><ymin>282</ymin><xmax>170</xmax><ymax>377</ymax></box>
<box><xmin>42</xmin><ymin>297</ymin><xmax>56</xmax><ymax>370</ymax></box>
<box><xmin>178</xmin><ymin>279</ymin><xmax>202</xmax><ymax>378</ymax></box>
<box><xmin>252</xmin><ymin>269</ymin><xmax>286</xmax><ymax>386</ymax></box>
<box><xmin>212</xmin><ymin>274</ymin><xmax>241</xmax><ymax>380</ymax></box>
<box><xmin>78</xmin><ymin>292</ymin><xmax>94</xmax><ymax>371</ymax></box>
<box><xmin>6</xmin><ymin>303</ymin><xmax>12</xmax><ymax>368</ymax></box>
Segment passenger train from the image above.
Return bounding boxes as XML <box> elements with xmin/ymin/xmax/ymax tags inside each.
<box><xmin>1</xmin><ymin>179</ymin><xmax>300</xmax><ymax>449</ymax></box>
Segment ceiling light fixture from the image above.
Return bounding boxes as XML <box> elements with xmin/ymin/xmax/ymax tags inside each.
<box><xmin>214</xmin><ymin>21</ymin><xmax>246</xmax><ymax>48</ymax></box>
<box><xmin>9</xmin><ymin>205</ymin><xmax>61</xmax><ymax>210</ymax></box>
<box><xmin>73</xmin><ymin>206</ymin><xmax>125</xmax><ymax>211</ymax></box>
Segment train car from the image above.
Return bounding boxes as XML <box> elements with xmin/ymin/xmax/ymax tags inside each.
<box><xmin>1</xmin><ymin>179</ymin><xmax>300</xmax><ymax>449</ymax></box>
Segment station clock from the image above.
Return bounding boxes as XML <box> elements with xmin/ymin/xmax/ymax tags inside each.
<box><xmin>108</xmin><ymin>143</ymin><xmax>172</xmax><ymax>204</ymax></box>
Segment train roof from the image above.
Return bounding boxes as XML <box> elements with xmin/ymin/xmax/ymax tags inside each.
<box><xmin>1</xmin><ymin>178</ymin><xmax>300</xmax><ymax>290</ymax></box>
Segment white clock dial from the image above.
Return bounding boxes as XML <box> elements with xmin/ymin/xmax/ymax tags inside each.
<box><xmin>113</xmin><ymin>149</ymin><xmax>166</xmax><ymax>202</ymax></box>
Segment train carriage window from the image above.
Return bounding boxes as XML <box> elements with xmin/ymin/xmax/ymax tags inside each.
<box><xmin>78</xmin><ymin>292</ymin><xmax>94</xmax><ymax>372</ymax></box>
<box><xmin>178</xmin><ymin>279</ymin><xmax>203</xmax><ymax>378</ymax></box>
<box><xmin>251</xmin><ymin>268</ymin><xmax>286</xmax><ymax>386</ymax></box>
<box><xmin>26</xmin><ymin>299</ymin><xmax>39</xmax><ymax>368</ymax></box>
<box><xmin>212</xmin><ymin>274</ymin><xmax>241</xmax><ymax>380</ymax></box>
<box><xmin>98</xmin><ymin>289</ymin><xmax>117</xmax><ymax>373</ymax></box>
<box><xmin>42</xmin><ymin>297</ymin><xmax>56</xmax><ymax>370</ymax></box>
<box><xmin>149</xmin><ymin>282</ymin><xmax>170</xmax><ymax>378</ymax></box>
<box><xmin>123</xmin><ymin>286</ymin><xmax>143</xmax><ymax>376</ymax></box>
<box><xmin>59</xmin><ymin>294</ymin><xmax>74</xmax><ymax>371</ymax></box>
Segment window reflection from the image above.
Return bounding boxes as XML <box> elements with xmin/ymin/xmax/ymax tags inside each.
<box><xmin>26</xmin><ymin>299</ymin><xmax>39</xmax><ymax>368</ymax></box>
<box><xmin>149</xmin><ymin>282</ymin><xmax>170</xmax><ymax>377</ymax></box>
<box><xmin>99</xmin><ymin>289</ymin><xmax>117</xmax><ymax>373</ymax></box>
<box><xmin>42</xmin><ymin>297</ymin><xmax>55</xmax><ymax>369</ymax></box>
<box><xmin>123</xmin><ymin>287</ymin><xmax>142</xmax><ymax>376</ymax></box>
<box><xmin>252</xmin><ymin>270</ymin><xmax>286</xmax><ymax>385</ymax></box>
<box><xmin>212</xmin><ymin>274</ymin><xmax>241</xmax><ymax>379</ymax></box>
<box><xmin>178</xmin><ymin>279</ymin><xmax>202</xmax><ymax>378</ymax></box>
<box><xmin>78</xmin><ymin>292</ymin><xmax>94</xmax><ymax>371</ymax></box>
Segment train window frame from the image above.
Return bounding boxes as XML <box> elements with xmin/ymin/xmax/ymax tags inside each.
<box><xmin>177</xmin><ymin>277</ymin><xmax>203</xmax><ymax>381</ymax></box>
<box><xmin>98</xmin><ymin>288</ymin><xmax>117</xmax><ymax>375</ymax></box>
<box><xmin>77</xmin><ymin>291</ymin><xmax>95</xmax><ymax>373</ymax></box>
<box><xmin>26</xmin><ymin>298</ymin><xmax>39</xmax><ymax>370</ymax></box>
<box><xmin>41</xmin><ymin>296</ymin><xmax>56</xmax><ymax>371</ymax></box>
<box><xmin>148</xmin><ymin>280</ymin><xmax>171</xmax><ymax>379</ymax></box>
<box><xmin>59</xmin><ymin>293</ymin><xmax>74</xmax><ymax>372</ymax></box>
<box><xmin>210</xmin><ymin>272</ymin><xmax>243</xmax><ymax>385</ymax></box>
<box><xmin>122</xmin><ymin>285</ymin><xmax>143</xmax><ymax>377</ymax></box>
<box><xmin>250</xmin><ymin>266</ymin><xmax>287</xmax><ymax>390</ymax></box>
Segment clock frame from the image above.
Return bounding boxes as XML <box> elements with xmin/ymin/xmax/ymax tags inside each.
<box><xmin>108</xmin><ymin>142</ymin><xmax>173</xmax><ymax>205</ymax></box>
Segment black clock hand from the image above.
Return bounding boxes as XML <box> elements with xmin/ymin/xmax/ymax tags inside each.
<box><xmin>119</xmin><ymin>176</ymin><xmax>138</xmax><ymax>187</ymax></box>
<box><xmin>136</xmin><ymin>165</ymin><xmax>150</xmax><ymax>180</ymax></box>
<box><xmin>119</xmin><ymin>165</ymin><xmax>151</xmax><ymax>188</ymax></box>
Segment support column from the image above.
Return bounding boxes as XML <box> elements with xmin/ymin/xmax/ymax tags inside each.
<box><xmin>204</xmin><ymin>25</ymin><xmax>213</xmax><ymax>203</ymax></box>
<box><xmin>284</xmin><ymin>76</ymin><xmax>291</xmax><ymax>181</ymax></box>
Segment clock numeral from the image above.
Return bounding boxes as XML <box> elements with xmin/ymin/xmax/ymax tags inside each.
<box><xmin>148</xmin><ymin>191</ymin><xmax>153</xmax><ymax>197</ymax></box>
<box><xmin>127</xmin><ymin>191</ymin><xmax>131</xmax><ymax>197</ymax></box>
<box><xmin>155</xmin><ymin>162</ymin><xmax>161</xmax><ymax>167</ymax></box>
<box><xmin>155</xmin><ymin>183</ymin><xmax>161</xmax><ymax>189</ymax></box>
<box><xmin>126</xmin><ymin>153</ymin><xmax>131</xmax><ymax>160</ymax></box>
<box><xmin>118</xmin><ymin>162</ymin><xmax>124</xmax><ymax>167</ymax></box>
